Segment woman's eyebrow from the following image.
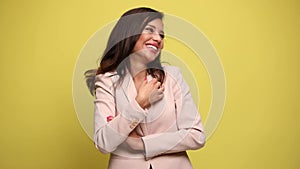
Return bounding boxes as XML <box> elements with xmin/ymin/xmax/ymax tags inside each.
<box><xmin>146</xmin><ymin>24</ymin><xmax>156</xmax><ymax>29</ymax></box>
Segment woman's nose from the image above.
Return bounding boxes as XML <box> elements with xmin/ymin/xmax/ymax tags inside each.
<box><xmin>152</xmin><ymin>32</ymin><xmax>163</xmax><ymax>42</ymax></box>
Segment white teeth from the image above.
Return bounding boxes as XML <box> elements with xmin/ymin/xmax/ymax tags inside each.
<box><xmin>147</xmin><ymin>45</ymin><xmax>158</xmax><ymax>51</ymax></box>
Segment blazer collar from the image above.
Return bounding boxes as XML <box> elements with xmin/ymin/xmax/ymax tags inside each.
<box><xmin>113</xmin><ymin>68</ymin><xmax>133</xmax><ymax>102</ymax></box>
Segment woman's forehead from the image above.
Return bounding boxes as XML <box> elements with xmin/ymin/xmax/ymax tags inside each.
<box><xmin>146</xmin><ymin>19</ymin><xmax>164</xmax><ymax>30</ymax></box>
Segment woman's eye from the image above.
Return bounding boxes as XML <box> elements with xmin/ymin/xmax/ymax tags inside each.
<box><xmin>144</xmin><ymin>27</ymin><xmax>165</xmax><ymax>39</ymax></box>
<box><xmin>159</xmin><ymin>33</ymin><xmax>165</xmax><ymax>39</ymax></box>
<box><xmin>144</xmin><ymin>27</ymin><xmax>154</xmax><ymax>33</ymax></box>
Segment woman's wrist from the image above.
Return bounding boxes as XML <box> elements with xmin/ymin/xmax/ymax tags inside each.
<box><xmin>135</xmin><ymin>96</ymin><xmax>149</xmax><ymax>109</ymax></box>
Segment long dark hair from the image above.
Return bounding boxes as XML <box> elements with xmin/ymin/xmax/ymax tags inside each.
<box><xmin>85</xmin><ymin>7</ymin><xmax>165</xmax><ymax>95</ymax></box>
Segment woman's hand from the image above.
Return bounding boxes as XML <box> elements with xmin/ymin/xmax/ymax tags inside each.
<box><xmin>129</xmin><ymin>130</ymin><xmax>140</xmax><ymax>138</ymax></box>
<box><xmin>126</xmin><ymin>130</ymin><xmax>145</xmax><ymax>151</ymax></box>
<box><xmin>135</xmin><ymin>78</ymin><xmax>165</xmax><ymax>109</ymax></box>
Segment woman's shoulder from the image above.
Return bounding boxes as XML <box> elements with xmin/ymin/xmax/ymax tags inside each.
<box><xmin>95</xmin><ymin>71</ymin><xmax>118</xmax><ymax>84</ymax></box>
<box><xmin>162</xmin><ymin>65</ymin><xmax>185</xmax><ymax>86</ymax></box>
<box><xmin>162</xmin><ymin>65</ymin><xmax>182</xmax><ymax>76</ymax></box>
<box><xmin>96</xmin><ymin>71</ymin><xmax>117</xmax><ymax>77</ymax></box>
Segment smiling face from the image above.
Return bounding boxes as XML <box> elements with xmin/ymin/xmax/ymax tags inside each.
<box><xmin>131</xmin><ymin>18</ymin><xmax>164</xmax><ymax>64</ymax></box>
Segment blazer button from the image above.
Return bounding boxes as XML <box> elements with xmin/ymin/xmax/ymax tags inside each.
<box><xmin>133</xmin><ymin>119</ymin><xmax>139</xmax><ymax>124</ymax></box>
<box><xmin>130</xmin><ymin>124</ymin><xmax>136</xmax><ymax>129</ymax></box>
<box><xmin>129</xmin><ymin>119</ymin><xmax>139</xmax><ymax>129</ymax></box>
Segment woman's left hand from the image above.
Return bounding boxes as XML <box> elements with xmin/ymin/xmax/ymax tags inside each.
<box><xmin>127</xmin><ymin>131</ymin><xmax>145</xmax><ymax>151</ymax></box>
<box><xmin>135</xmin><ymin>78</ymin><xmax>164</xmax><ymax>109</ymax></box>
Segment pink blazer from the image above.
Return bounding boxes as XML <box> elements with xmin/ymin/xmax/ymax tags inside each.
<box><xmin>94</xmin><ymin>65</ymin><xmax>206</xmax><ymax>169</ymax></box>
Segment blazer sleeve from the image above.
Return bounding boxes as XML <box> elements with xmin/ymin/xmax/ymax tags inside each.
<box><xmin>141</xmin><ymin>67</ymin><xmax>206</xmax><ymax>159</ymax></box>
<box><xmin>93</xmin><ymin>73</ymin><xmax>147</xmax><ymax>154</ymax></box>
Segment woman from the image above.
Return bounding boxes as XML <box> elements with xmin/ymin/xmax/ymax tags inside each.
<box><xmin>89</xmin><ymin>7</ymin><xmax>206</xmax><ymax>169</ymax></box>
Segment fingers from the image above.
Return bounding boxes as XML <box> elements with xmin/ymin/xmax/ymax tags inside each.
<box><xmin>148</xmin><ymin>84</ymin><xmax>165</xmax><ymax>104</ymax></box>
<box><xmin>149</xmin><ymin>90</ymin><xmax>164</xmax><ymax>104</ymax></box>
<box><xmin>138</xmin><ymin>77</ymin><xmax>165</xmax><ymax>106</ymax></box>
<box><xmin>129</xmin><ymin>130</ymin><xmax>140</xmax><ymax>138</ymax></box>
<box><xmin>148</xmin><ymin>78</ymin><xmax>161</xmax><ymax>89</ymax></box>
<box><xmin>158</xmin><ymin>85</ymin><xmax>165</xmax><ymax>92</ymax></box>
<box><xmin>154</xmin><ymin>81</ymin><xmax>161</xmax><ymax>89</ymax></box>
<box><xmin>148</xmin><ymin>78</ymin><xmax>158</xmax><ymax>84</ymax></box>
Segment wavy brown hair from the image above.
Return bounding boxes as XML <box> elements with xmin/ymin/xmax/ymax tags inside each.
<box><xmin>85</xmin><ymin>7</ymin><xmax>165</xmax><ymax>95</ymax></box>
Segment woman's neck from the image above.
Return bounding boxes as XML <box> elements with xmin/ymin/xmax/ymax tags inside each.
<box><xmin>129</xmin><ymin>64</ymin><xmax>147</xmax><ymax>80</ymax></box>
<box><xmin>129</xmin><ymin>62</ymin><xmax>147</xmax><ymax>90</ymax></box>
<box><xmin>129</xmin><ymin>55</ymin><xmax>148</xmax><ymax>80</ymax></box>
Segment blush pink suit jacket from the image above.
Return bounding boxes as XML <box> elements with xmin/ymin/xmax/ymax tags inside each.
<box><xmin>94</xmin><ymin>65</ymin><xmax>206</xmax><ymax>169</ymax></box>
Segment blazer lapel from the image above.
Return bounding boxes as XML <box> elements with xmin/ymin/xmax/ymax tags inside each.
<box><xmin>117</xmin><ymin>71</ymin><xmax>131</xmax><ymax>103</ymax></box>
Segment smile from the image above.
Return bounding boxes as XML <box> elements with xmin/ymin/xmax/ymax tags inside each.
<box><xmin>146</xmin><ymin>44</ymin><xmax>158</xmax><ymax>51</ymax></box>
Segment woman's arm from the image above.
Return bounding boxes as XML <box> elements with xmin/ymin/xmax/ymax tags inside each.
<box><xmin>141</xmin><ymin>67</ymin><xmax>206</xmax><ymax>159</ymax></box>
<box><xmin>93</xmin><ymin>73</ymin><xmax>147</xmax><ymax>153</ymax></box>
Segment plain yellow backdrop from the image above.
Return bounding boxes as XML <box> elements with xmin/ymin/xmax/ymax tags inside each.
<box><xmin>0</xmin><ymin>0</ymin><xmax>299</xmax><ymax>169</ymax></box>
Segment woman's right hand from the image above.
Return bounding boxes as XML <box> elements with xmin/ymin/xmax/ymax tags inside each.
<box><xmin>135</xmin><ymin>78</ymin><xmax>165</xmax><ymax>109</ymax></box>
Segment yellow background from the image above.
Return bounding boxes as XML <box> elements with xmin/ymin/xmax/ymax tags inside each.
<box><xmin>1</xmin><ymin>0</ymin><xmax>299</xmax><ymax>169</ymax></box>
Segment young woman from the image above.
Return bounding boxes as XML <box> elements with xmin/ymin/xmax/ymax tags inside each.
<box><xmin>89</xmin><ymin>7</ymin><xmax>206</xmax><ymax>169</ymax></box>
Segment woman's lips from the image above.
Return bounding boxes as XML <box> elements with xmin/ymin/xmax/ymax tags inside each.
<box><xmin>145</xmin><ymin>42</ymin><xmax>159</xmax><ymax>53</ymax></box>
<box><xmin>147</xmin><ymin>45</ymin><xmax>158</xmax><ymax>54</ymax></box>
<box><xmin>146</xmin><ymin>44</ymin><xmax>158</xmax><ymax>51</ymax></box>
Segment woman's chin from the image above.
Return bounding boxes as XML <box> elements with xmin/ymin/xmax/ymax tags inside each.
<box><xmin>145</xmin><ymin>55</ymin><xmax>158</xmax><ymax>63</ymax></box>
<box><xmin>131</xmin><ymin>50</ymin><xmax>159</xmax><ymax>65</ymax></box>
<box><xmin>144</xmin><ymin>51</ymin><xmax>159</xmax><ymax>62</ymax></box>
